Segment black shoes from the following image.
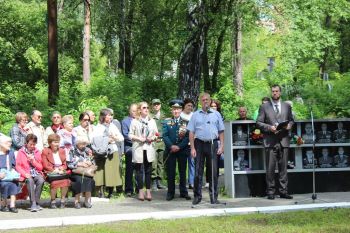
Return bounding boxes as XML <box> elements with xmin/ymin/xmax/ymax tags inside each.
<box><xmin>188</xmin><ymin>184</ymin><xmax>193</xmax><ymax>190</ymax></box>
<box><xmin>192</xmin><ymin>197</ymin><xmax>201</xmax><ymax>205</ymax></box>
<box><xmin>75</xmin><ymin>202</ymin><xmax>81</xmax><ymax>209</ymax></box>
<box><xmin>166</xmin><ymin>194</ymin><xmax>174</xmax><ymax>201</ymax></box>
<box><xmin>267</xmin><ymin>193</ymin><xmax>293</xmax><ymax>199</ymax></box>
<box><xmin>1</xmin><ymin>206</ymin><xmax>9</xmax><ymax>212</ymax></box>
<box><xmin>180</xmin><ymin>194</ymin><xmax>191</xmax><ymax>200</ymax></box>
<box><xmin>156</xmin><ymin>180</ymin><xmax>166</xmax><ymax>189</ymax></box>
<box><xmin>1</xmin><ymin>206</ymin><xmax>18</xmax><ymax>213</ymax></box>
<box><xmin>125</xmin><ymin>192</ymin><xmax>133</xmax><ymax>197</ymax></box>
<box><xmin>210</xmin><ymin>199</ymin><xmax>221</xmax><ymax>204</ymax></box>
<box><xmin>84</xmin><ymin>202</ymin><xmax>92</xmax><ymax>208</ymax></box>
<box><xmin>50</xmin><ymin>202</ymin><xmax>57</xmax><ymax>209</ymax></box>
<box><xmin>9</xmin><ymin>207</ymin><xmax>18</xmax><ymax>213</ymax></box>
<box><xmin>60</xmin><ymin>201</ymin><xmax>66</xmax><ymax>209</ymax></box>
<box><xmin>280</xmin><ymin>193</ymin><xmax>293</xmax><ymax>199</ymax></box>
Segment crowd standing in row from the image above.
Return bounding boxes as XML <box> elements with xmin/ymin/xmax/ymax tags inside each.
<box><xmin>1</xmin><ymin>85</ymin><xmax>294</xmax><ymax>213</ymax></box>
<box><xmin>0</xmin><ymin>92</ymin><xmax>227</xmax><ymax>213</ymax></box>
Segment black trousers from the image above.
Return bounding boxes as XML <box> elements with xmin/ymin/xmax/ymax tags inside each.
<box><xmin>194</xmin><ymin>139</ymin><xmax>218</xmax><ymax>201</ymax></box>
<box><xmin>134</xmin><ymin>150</ymin><xmax>152</xmax><ymax>190</ymax></box>
<box><xmin>166</xmin><ymin>150</ymin><xmax>188</xmax><ymax>196</ymax></box>
<box><xmin>124</xmin><ymin>146</ymin><xmax>135</xmax><ymax>194</ymax></box>
<box><xmin>265</xmin><ymin>143</ymin><xmax>289</xmax><ymax>195</ymax></box>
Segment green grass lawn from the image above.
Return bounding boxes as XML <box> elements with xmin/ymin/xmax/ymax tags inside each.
<box><xmin>10</xmin><ymin>208</ymin><xmax>350</xmax><ymax>233</ymax></box>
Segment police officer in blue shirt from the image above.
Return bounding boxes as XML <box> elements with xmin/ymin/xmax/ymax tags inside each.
<box><xmin>163</xmin><ymin>99</ymin><xmax>191</xmax><ymax>201</ymax></box>
<box><xmin>187</xmin><ymin>92</ymin><xmax>225</xmax><ymax>205</ymax></box>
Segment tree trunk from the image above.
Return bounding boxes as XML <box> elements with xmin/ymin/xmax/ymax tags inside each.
<box><xmin>232</xmin><ymin>14</ymin><xmax>243</xmax><ymax>97</ymax></box>
<box><xmin>202</xmin><ymin>25</ymin><xmax>211</xmax><ymax>93</ymax></box>
<box><xmin>319</xmin><ymin>15</ymin><xmax>331</xmax><ymax>78</ymax></box>
<box><xmin>178</xmin><ymin>2</ymin><xmax>205</xmax><ymax>106</ymax></box>
<box><xmin>212</xmin><ymin>27</ymin><xmax>226</xmax><ymax>92</ymax></box>
<box><xmin>338</xmin><ymin>18</ymin><xmax>350</xmax><ymax>73</ymax></box>
<box><xmin>83</xmin><ymin>0</ymin><xmax>91</xmax><ymax>84</ymax></box>
<box><xmin>48</xmin><ymin>0</ymin><xmax>59</xmax><ymax>106</ymax></box>
<box><xmin>118</xmin><ymin>0</ymin><xmax>133</xmax><ymax>77</ymax></box>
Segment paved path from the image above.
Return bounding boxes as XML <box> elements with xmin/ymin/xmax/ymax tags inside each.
<box><xmin>1</xmin><ymin>189</ymin><xmax>350</xmax><ymax>230</ymax></box>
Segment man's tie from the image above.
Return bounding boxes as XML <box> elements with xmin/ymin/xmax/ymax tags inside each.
<box><xmin>274</xmin><ymin>104</ymin><xmax>279</xmax><ymax>114</ymax></box>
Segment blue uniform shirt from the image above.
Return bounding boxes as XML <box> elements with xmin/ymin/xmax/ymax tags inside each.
<box><xmin>187</xmin><ymin>109</ymin><xmax>225</xmax><ymax>141</ymax></box>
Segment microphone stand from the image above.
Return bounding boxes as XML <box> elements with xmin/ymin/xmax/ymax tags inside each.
<box><xmin>295</xmin><ymin>111</ymin><xmax>328</xmax><ymax>204</ymax></box>
<box><xmin>207</xmin><ymin>107</ymin><xmax>226</xmax><ymax>206</ymax></box>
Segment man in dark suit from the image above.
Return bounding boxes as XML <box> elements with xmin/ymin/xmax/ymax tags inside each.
<box><xmin>163</xmin><ymin>100</ymin><xmax>191</xmax><ymax>201</ymax></box>
<box><xmin>257</xmin><ymin>84</ymin><xmax>294</xmax><ymax>200</ymax></box>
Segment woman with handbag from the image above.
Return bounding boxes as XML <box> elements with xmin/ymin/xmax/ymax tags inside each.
<box><xmin>92</xmin><ymin>108</ymin><xmax>124</xmax><ymax>198</ymax></box>
<box><xmin>16</xmin><ymin>134</ymin><xmax>45</xmax><ymax>212</ymax></box>
<box><xmin>68</xmin><ymin>136</ymin><xmax>96</xmax><ymax>209</ymax></box>
<box><xmin>129</xmin><ymin>102</ymin><xmax>158</xmax><ymax>201</ymax></box>
<box><xmin>41</xmin><ymin>134</ymin><xmax>71</xmax><ymax>209</ymax></box>
<box><xmin>0</xmin><ymin>135</ymin><xmax>20</xmax><ymax>213</ymax></box>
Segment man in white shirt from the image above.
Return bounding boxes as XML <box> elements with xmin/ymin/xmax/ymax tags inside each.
<box><xmin>26</xmin><ymin>110</ymin><xmax>47</xmax><ymax>152</ymax></box>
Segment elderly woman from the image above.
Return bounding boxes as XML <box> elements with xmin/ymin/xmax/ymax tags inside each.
<box><xmin>129</xmin><ymin>102</ymin><xmax>158</xmax><ymax>201</ymax></box>
<box><xmin>16</xmin><ymin>134</ymin><xmax>45</xmax><ymax>212</ymax></box>
<box><xmin>92</xmin><ymin>108</ymin><xmax>124</xmax><ymax>198</ymax></box>
<box><xmin>68</xmin><ymin>137</ymin><xmax>95</xmax><ymax>208</ymax></box>
<box><xmin>45</xmin><ymin>111</ymin><xmax>64</xmax><ymax>137</ymax></box>
<box><xmin>10</xmin><ymin>112</ymin><xmax>31</xmax><ymax>151</ymax></box>
<box><xmin>73</xmin><ymin>112</ymin><xmax>93</xmax><ymax>144</ymax></box>
<box><xmin>41</xmin><ymin>134</ymin><xmax>71</xmax><ymax>209</ymax></box>
<box><xmin>57</xmin><ymin>115</ymin><xmax>76</xmax><ymax>160</ymax></box>
<box><xmin>0</xmin><ymin>135</ymin><xmax>20</xmax><ymax>213</ymax></box>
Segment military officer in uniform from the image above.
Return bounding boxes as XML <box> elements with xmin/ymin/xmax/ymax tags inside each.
<box><xmin>317</xmin><ymin>123</ymin><xmax>332</xmax><ymax>143</ymax></box>
<box><xmin>318</xmin><ymin>148</ymin><xmax>333</xmax><ymax>168</ymax></box>
<box><xmin>163</xmin><ymin>100</ymin><xmax>191</xmax><ymax>201</ymax></box>
<box><xmin>333</xmin><ymin>122</ymin><xmax>348</xmax><ymax>143</ymax></box>
<box><xmin>150</xmin><ymin>99</ymin><xmax>166</xmax><ymax>190</ymax></box>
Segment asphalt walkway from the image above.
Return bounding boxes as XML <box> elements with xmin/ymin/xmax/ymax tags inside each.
<box><xmin>1</xmin><ymin>188</ymin><xmax>350</xmax><ymax>230</ymax></box>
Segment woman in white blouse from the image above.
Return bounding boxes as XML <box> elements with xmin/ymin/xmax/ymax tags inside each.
<box><xmin>129</xmin><ymin>102</ymin><xmax>158</xmax><ymax>201</ymax></box>
<box><xmin>92</xmin><ymin>108</ymin><xmax>124</xmax><ymax>198</ymax></box>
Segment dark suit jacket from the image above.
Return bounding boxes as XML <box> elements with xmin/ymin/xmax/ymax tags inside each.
<box><xmin>256</xmin><ymin>101</ymin><xmax>294</xmax><ymax>148</ymax></box>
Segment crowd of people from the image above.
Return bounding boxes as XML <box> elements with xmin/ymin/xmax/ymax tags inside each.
<box><xmin>0</xmin><ymin>84</ymin><xmax>298</xmax><ymax>214</ymax></box>
<box><xmin>0</xmin><ymin>93</ymin><xmax>227</xmax><ymax>213</ymax></box>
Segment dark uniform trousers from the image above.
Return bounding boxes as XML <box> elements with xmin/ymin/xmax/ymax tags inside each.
<box><xmin>265</xmin><ymin>143</ymin><xmax>289</xmax><ymax>195</ymax></box>
<box><xmin>124</xmin><ymin>145</ymin><xmax>135</xmax><ymax>194</ymax></box>
<box><xmin>166</xmin><ymin>150</ymin><xmax>188</xmax><ymax>196</ymax></box>
<box><xmin>194</xmin><ymin>139</ymin><xmax>218</xmax><ymax>201</ymax></box>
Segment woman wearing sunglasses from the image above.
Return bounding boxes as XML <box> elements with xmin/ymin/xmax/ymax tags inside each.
<box><xmin>129</xmin><ymin>102</ymin><xmax>158</xmax><ymax>201</ymax></box>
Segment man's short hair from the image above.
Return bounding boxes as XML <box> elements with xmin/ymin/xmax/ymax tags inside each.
<box><xmin>271</xmin><ymin>84</ymin><xmax>282</xmax><ymax>91</ymax></box>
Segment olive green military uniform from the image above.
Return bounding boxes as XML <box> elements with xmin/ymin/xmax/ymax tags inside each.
<box><xmin>151</xmin><ymin>111</ymin><xmax>166</xmax><ymax>183</ymax></box>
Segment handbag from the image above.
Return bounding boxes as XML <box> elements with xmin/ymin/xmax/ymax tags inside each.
<box><xmin>72</xmin><ymin>164</ymin><xmax>97</xmax><ymax>177</ymax></box>
<box><xmin>0</xmin><ymin>168</ymin><xmax>20</xmax><ymax>181</ymax></box>
<box><xmin>91</xmin><ymin>126</ymin><xmax>111</xmax><ymax>158</ymax></box>
<box><xmin>92</xmin><ymin>135</ymin><xmax>110</xmax><ymax>158</ymax></box>
<box><xmin>46</xmin><ymin>171</ymin><xmax>70</xmax><ymax>182</ymax></box>
<box><xmin>0</xmin><ymin>154</ymin><xmax>20</xmax><ymax>181</ymax></box>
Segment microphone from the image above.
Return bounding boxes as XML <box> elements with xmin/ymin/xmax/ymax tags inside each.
<box><xmin>205</xmin><ymin>104</ymin><xmax>210</xmax><ymax>113</ymax></box>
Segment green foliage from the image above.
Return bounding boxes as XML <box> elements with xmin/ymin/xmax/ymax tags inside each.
<box><xmin>1</xmin><ymin>0</ymin><xmax>350</xmax><ymax>127</ymax></box>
